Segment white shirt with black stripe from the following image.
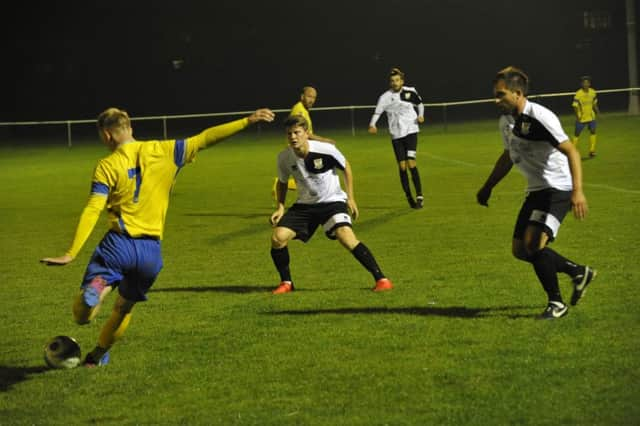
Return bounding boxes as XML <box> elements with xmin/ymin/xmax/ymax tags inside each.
<box><xmin>277</xmin><ymin>140</ymin><xmax>348</xmax><ymax>205</ymax></box>
<box><xmin>500</xmin><ymin>100</ymin><xmax>573</xmax><ymax>192</ymax></box>
<box><xmin>369</xmin><ymin>86</ymin><xmax>424</xmax><ymax>139</ymax></box>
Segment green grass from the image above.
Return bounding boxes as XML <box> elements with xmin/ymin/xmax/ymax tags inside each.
<box><xmin>1</xmin><ymin>114</ymin><xmax>639</xmax><ymax>425</ymax></box>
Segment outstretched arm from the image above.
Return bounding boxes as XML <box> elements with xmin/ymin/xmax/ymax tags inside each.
<box><xmin>476</xmin><ymin>150</ymin><xmax>513</xmax><ymax>207</ymax></box>
<box><xmin>41</xmin><ymin>193</ymin><xmax>107</xmax><ymax>265</ymax></box>
<box><xmin>190</xmin><ymin>109</ymin><xmax>275</xmax><ymax>151</ymax></box>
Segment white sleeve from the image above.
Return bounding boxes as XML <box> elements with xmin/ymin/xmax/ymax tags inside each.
<box><xmin>369</xmin><ymin>93</ymin><xmax>387</xmax><ymax>127</ymax></box>
<box><xmin>417</xmin><ymin>102</ymin><xmax>424</xmax><ymax>118</ymax></box>
<box><xmin>331</xmin><ymin>145</ymin><xmax>347</xmax><ymax>170</ymax></box>
<box><xmin>537</xmin><ymin>107</ymin><xmax>569</xmax><ymax>145</ymax></box>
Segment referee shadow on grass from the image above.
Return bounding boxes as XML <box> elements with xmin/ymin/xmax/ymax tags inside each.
<box><xmin>0</xmin><ymin>365</ymin><xmax>49</xmax><ymax>392</ymax></box>
<box><xmin>266</xmin><ymin>305</ymin><xmax>538</xmax><ymax>319</ymax></box>
<box><xmin>150</xmin><ymin>285</ymin><xmax>273</xmax><ymax>294</ymax></box>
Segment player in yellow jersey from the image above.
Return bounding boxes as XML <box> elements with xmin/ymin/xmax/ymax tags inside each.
<box><xmin>41</xmin><ymin>106</ymin><xmax>275</xmax><ymax>366</ymax></box>
<box><xmin>271</xmin><ymin>86</ymin><xmax>335</xmax><ymax>202</ymax></box>
<box><xmin>571</xmin><ymin>76</ymin><xmax>600</xmax><ymax>157</ymax></box>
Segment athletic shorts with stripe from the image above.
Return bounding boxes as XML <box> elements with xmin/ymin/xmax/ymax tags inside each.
<box><xmin>391</xmin><ymin>132</ymin><xmax>418</xmax><ymax>162</ymax></box>
<box><xmin>513</xmin><ymin>188</ymin><xmax>572</xmax><ymax>242</ymax></box>
<box><xmin>277</xmin><ymin>202</ymin><xmax>352</xmax><ymax>243</ymax></box>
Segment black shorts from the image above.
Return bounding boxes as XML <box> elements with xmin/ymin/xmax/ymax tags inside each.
<box><xmin>391</xmin><ymin>133</ymin><xmax>418</xmax><ymax>162</ymax></box>
<box><xmin>513</xmin><ymin>188</ymin><xmax>572</xmax><ymax>242</ymax></box>
<box><xmin>277</xmin><ymin>202</ymin><xmax>353</xmax><ymax>242</ymax></box>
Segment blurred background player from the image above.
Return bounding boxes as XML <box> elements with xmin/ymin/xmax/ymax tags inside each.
<box><xmin>368</xmin><ymin>67</ymin><xmax>425</xmax><ymax>209</ymax></box>
<box><xmin>571</xmin><ymin>76</ymin><xmax>600</xmax><ymax>158</ymax></box>
<box><xmin>477</xmin><ymin>66</ymin><xmax>596</xmax><ymax>320</ymax></box>
<box><xmin>269</xmin><ymin>114</ymin><xmax>393</xmax><ymax>294</ymax></box>
<box><xmin>41</xmin><ymin>107</ymin><xmax>275</xmax><ymax>366</ymax></box>
<box><xmin>271</xmin><ymin>86</ymin><xmax>335</xmax><ymax>202</ymax></box>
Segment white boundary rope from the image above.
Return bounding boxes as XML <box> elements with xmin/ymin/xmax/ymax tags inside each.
<box><xmin>1</xmin><ymin>87</ymin><xmax>638</xmax><ymax>146</ymax></box>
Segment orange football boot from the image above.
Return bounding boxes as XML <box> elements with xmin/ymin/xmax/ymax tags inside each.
<box><xmin>373</xmin><ymin>278</ymin><xmax>393</xmax><ymax>292</ymax></box>
<box><xmin>272</xmin><ymin>281</ymin><xmax>294</xmax><ymax>294</ymax></box>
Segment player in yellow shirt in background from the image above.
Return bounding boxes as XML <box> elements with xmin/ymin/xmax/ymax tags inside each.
<box><xmin>41</xmin><ymin>107</ymin><xmax>275</xmax><ymax>366</ymax></box>
<box><xmin>272</xmin><ymin>86</ymin><xmax>335</xmax><ymax>202</ymax></box>
<box><xmin>571</xmin><ymin>76</ymin><xmax>600</xmax><ymax>158</ymax></box>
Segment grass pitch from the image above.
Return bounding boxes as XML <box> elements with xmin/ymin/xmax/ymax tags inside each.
<box><xmin>0</xmin><ymin>114</ymin><xmax>638</xmax><ymax>425</ymax></box>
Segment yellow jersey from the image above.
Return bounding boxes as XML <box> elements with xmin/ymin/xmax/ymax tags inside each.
<box><xmin>290</xmin><ymin>101</ymin><xmax>313</xmax><ymax>134</ymax></box>
<box><xmin>65</xmin><ymin>118</ymin><xmax>249</xmax><ymax>258</ymax></box>
<box><xmin>572</xmin><ymin>88</ymin><xmax>598</xmax><ymax>123</ymax></box>
<box><xmin>92</xmin><ymin>138</ymin><xmax>198</xmax><ymax>240</ymax></box>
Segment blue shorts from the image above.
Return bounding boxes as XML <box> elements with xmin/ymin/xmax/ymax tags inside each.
<box><xmin>574</xmin><ymin>120</ymin><xmax>596</xmax><ymax>135</ymax></box>
<box><xmin>81</xmin><ymin>231</ymin><xmax>163</xmax><ymax>302</ymax></box>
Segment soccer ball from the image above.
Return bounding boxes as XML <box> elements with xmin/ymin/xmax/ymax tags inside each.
<box><xmin>44</xmin><ymin>336</ymin><xmax>81</xmax><ymax>369</ymax></box>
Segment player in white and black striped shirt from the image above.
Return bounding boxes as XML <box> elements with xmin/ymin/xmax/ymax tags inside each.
<box><xmin>477</xmin><ymin>66</ymin><xmax>597</xmax><ymax>319</ymax></box>
<box><xmin>269</xmin><ymin>115</ymin><xmax>393</xmax><ymax>294</ymax></box>
<box><xmin>369</xmin><ymin>67</ymin><xmax>425</xmax><ymax>209</ymax></box>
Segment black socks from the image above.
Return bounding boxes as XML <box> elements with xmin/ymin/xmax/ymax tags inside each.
<box><xmin>351</xmin><ymin>242</ymin><xmax>385</xmax><ymax>281</ymax></box>
<box><xmin>270</xmin><ymin>247</ymin><xmax>292</xmax><ymax>283</ymax></box>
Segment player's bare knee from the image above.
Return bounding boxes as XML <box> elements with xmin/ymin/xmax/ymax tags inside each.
<box><xmin>271</xmin><ymin>228</ymin><xmax>292</xmax><ymax>248</ymax></box>
<box><xmin>336</xmin><ymin>227</ymin><xmax>359</xmax><ymax>250</ymax></box>
<box><xmin>271</xmin><ymin>234</ymin><xmax>287</xmax><ymax>249</ymax></box>
<box><xmin>398</xmin><ymin>161</ymin><xmax>407</xmax><ymax>171</ymax></box>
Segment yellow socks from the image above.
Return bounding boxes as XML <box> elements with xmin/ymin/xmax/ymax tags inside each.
<box><xmin>98</xmin><ymin>310</ymin><xmax>132</xmax><ymax>349</ymax></box>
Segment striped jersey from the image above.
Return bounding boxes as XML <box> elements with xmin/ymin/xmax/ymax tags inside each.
<box><xmin>277</xmin><ymin>140</ymin><xmax>347</xmax><ymax>204</ymax></box>
<box><xmin>499</xmin><ymin>100</ymin><xmax>572</xmax><ymax>192</ymax></box>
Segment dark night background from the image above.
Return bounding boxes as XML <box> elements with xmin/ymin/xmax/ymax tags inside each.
<box><xmin>2</xmin><ymin>0</ymin><xmax>637</xmax><ymax>122</ymax></box>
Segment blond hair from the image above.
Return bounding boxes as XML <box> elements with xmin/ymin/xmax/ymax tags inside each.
<box><xmin>97</xmin><ymin>107</ymin><xmax>131</xmax><ymax>131</ymax></box>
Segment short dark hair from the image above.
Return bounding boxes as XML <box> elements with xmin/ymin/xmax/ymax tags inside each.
<box><xmin>390</xmin><ymin>67</ymin><xmax>405</xmax><ymax>79</ymax></box>
<box><xmin>495</xmin><ymin>66</ymin><xmax>529</xmax><ymax>96</ymax></box>
<box><xmin>580</xmin><ymin>75</ymin><xmax>592</xmax><ymax>82</ymax></box>
<box><xmin>284</xmin><ymin>114</ymin><xmax>309</xmax><ymax>131</ymax></box>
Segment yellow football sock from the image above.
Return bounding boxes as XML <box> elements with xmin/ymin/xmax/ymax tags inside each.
<box><xmin>571</xmin><ymin>136</ymin><xmax>579</xmax><ymax>146</ymax></box>
<box><xmin>589</xmin><ymin>134</ymin><xmax>597</xmax><ymax>153</ymax></box>
<box><xmin>98</xmin><ymin>311</ymin><xmax>132</xmax><ymax>349</ymax></box>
